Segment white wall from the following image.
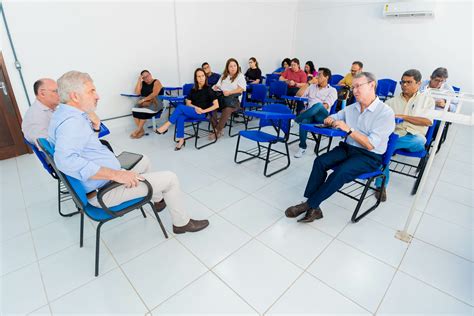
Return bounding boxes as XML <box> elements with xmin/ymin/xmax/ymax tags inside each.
<box><xmin>294</xmin><ymin>1</ymin><xmax>473</xmax><ymax>94</ymax></box>
<box><xmin>175</xmin><ymin>1</ymin><xmax>297</xmax><ymax>84</ymax></box>
<box><xmin>1</xmin><ymin>0</ymin><xmax>297</xmax><ymax>119</ymax></box>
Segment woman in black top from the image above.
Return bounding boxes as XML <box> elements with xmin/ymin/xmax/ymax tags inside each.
<box><xmin>244</xmin><ymin>57</ymin><xmax>262</xmax><ymax>84</ymax></box>
<box><xmin>131</xmin><ymin>70</ymin><xmax>164</xmax><ymax>139</ymax></box>
<box><xmin>155</xmin><ymin>68</ymin><xmax>219</xmax><ymax>150</ymax></box>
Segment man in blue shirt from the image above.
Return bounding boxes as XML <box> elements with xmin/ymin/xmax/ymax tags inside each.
<box><xmin>202</xmin><ymin>62</ymin><xmax>220</xmax><ymax>86</ymax></box>
<box><xmin>49</xmin><ymin>71</ymin><xmax>209</xmax><ymax>234</ymax></box>
<box><xmin>285</xmin><ymin>72</ymin><xmax>395</xmax><ymax>222</ymax></box>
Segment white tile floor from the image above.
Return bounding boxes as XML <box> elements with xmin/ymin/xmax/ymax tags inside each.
<box><xmin>1</xmin><ymin>117</ymin><xmax>473</xmax><ymax>315</ymax></box>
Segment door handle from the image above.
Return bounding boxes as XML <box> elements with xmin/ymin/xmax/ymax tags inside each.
<box><xmin>0</xmin><ymin>81</ymin><xmax>7</xmax><ymax>96</ymax></box>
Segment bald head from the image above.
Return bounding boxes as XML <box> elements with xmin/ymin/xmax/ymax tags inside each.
<box><xmin>34</xmin><ymin>78</ymin><xmax>60</xmax><ymax>109</ymax></box>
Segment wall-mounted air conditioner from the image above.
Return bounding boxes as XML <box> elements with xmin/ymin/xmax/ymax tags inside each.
<box><xmin>383</xmin><ymin>2</ymin><xmax>435</xmax><ymax>18</ymax></box>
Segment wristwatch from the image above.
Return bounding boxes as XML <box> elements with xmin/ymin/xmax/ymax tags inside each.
<box><xmin>346</xmin><ymin>127</ymin><xmax>355</xmax><ymax>136</ymax></box>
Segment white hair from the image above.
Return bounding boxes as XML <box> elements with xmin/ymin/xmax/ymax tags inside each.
<box><xmin>57</xmin><ymin>71</ymin><xmax>93</xmax><ymax>103</ymax></box>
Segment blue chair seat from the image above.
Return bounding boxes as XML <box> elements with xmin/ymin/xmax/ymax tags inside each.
<box><xmin>84</xmin><ymin>197</ymin><xmax>147</xmax><ymax>221</ymax></box>
<box><xmin>394</xmin><ymin>149</ymin><xmax>427</xmax><ymax>158</ymax></box>
<box><xmin>239</xmin><ymin>130</ymin><xmax>285</xmax><ymax>143</ymax></box>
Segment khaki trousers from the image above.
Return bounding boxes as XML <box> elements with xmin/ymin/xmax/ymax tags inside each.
<box><xmin>88</xmin><ymin>155</ymin><xmax>190</xmax><ymax>226</ymax></box>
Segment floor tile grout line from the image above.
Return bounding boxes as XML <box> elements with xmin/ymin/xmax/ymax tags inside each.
<box><xmin>15</xmin><ymin>157</ymin><xmax>55</xmax><ymax>315</ymax></box>
<box><xmin>419</xmin><ymin>209</ymin><xmax>474</xmax><ymax>232</ymax></box>
<box><xmin>99</xmin><ymin>232</ymin><xmax>153</xmax><ymax>314</ymax></box>
<box><xmin>412</xmin><ymin>235</ymin><xmax>474</xmax><ymax>263</ymax></box>
<box><xmin>395</xmin><ymin>269</ymin><xmax>474</xmax><ymax>308</ymax></box>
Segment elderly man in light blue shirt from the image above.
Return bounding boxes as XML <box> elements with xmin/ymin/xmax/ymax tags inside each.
<box><xmin>285</xmin><ymin>72</ymin><xmax>395</xmax><ymax>223</ymax></box>
<box><xmin>48</xmin><ymin>71</ymin><xmax>209</xmax><ymax>234</ymax></box>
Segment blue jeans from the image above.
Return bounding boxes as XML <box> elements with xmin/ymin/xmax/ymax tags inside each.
<box><xmin>295</xmin><ymin>103</ymin><xmax>329</xmax><ymax>149</ymax></box>
<box><xmin>169</xmin><ymin>104</ymin><xmax>206</xmax><ymax>138</ymax></box>
<box><xmin>375</xmin><ymin>133</ymin><xmax>426</xmax><ymax>187</ymax></box>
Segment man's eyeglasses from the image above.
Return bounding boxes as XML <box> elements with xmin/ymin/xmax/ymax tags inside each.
<box><xmin>399</xmin><ymin>80</ymin><xmax>416</xmax><ymax>86</ymax></box>
<box><xmin>351</xmin><ymin>81</ymin><xmax>372</xmax><ymax>90</ymax></box>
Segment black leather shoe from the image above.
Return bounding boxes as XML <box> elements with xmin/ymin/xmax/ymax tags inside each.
<box><xmin>285</xmin><ymin>201</ymin><xmax>310</xmax><ymax>218</ymax></box>
<box><xmin>174</xmin><ymin>140</ymin><xmax>186</xmax><ymax>151</ymax></box>
<box><xmin>154</xmin><ymin>198</ymin><xmax>166</xmax><ymax>213</ymax></box>
<box><xmin>374</xmin><ymin>187</ymin><xmax>387</xmax><ymax>202</ymax></box>
<box><xmin>154</xmin><ymin>129</ymin><xmax>168</xmax><ymax>135</ymax></box>
<box><xmin>173</xmin><ymin>219</ymin><xmax>209</xmax><ymax>234</ymax></box>
<box><xmin>297</xmin><ymin>208</ymin><xmax>323</xmax><ymax>223</ymax></box>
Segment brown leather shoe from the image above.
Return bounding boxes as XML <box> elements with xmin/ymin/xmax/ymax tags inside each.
<box><xmin>154</xmin><ymin>199</ymin><xmax>166</xmax><ymax>213</ymax></box>
<box><xmin>297</xmin><ymin>208</ymin><xmax>323</xmax><ymax>223</ymax></box>
<box><xmin>285</xmin><ymin>201</ymin><xmax>310</xmax><ymax>218</ymax></box>
<box><xmin>173</xmin><ymin>219</ymin><xmax>209</xmax><ymax>234</ymax></box>
<box><xmin>374</xmin><ymin>187</ymin><xmax>387</xmax><ymax>202</ymax></box>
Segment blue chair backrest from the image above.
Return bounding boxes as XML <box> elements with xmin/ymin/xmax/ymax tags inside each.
<box><xmin>376</xmin><ymin>79</ymin><xmax>397</xmax><ymax>98</ymax></box>
<box><xmin>425</xmin><ymin>119</ymin><xmax>440</xmax><ymax>147</ymax></box>
<box><xmin>98</xmin><ymin>122</ymin><xmax>110</xmax><ymax>138</ymax></box>
<box><xmin>183</xmin><ymin>83</ymin><xmax>193</xmax><ymax>96</ymax></box>
<box><xmin>249</xmin><ymin>84</ymin><xmax>267</xmax><ymax>102</ymax></box>
<box><xmin>329</xmin><ymin>100</ymin><xmax>339</xmax><ymax>115</ymax></box>
<box><xmin>452</xmin><ymin>86</ymin><xmax>460</xmax><ymax>93</ymax></box>
<box><xmin>260</xmin><ymin>103</ymin><xmax>293</xmax><ymax>135</ymax></box>
<box><xmin>265</xmin><ymin>73</ymin><xmax>280</xmax><ymax>86</ymax></box>
<box><xmin>381</xmin><ymin>133</ymin><xmax>399</xmax><ymax>167</ymax></box>
<box><xmin>269</xmin><ymin>81</ymin><xmax>287</xmax><ymax>98</ymax></box>
<box><xmin>24</xmin><ymin>138</ymin><xmax>56</xmax><ymax>176</ymax></box>
<box><xmin>37</xmin><ymin>138</ymin><xmax>88</xmax><ymax>209</ymax></box>
<box><xmin>330</xmin><ymin>74</ymin><xmax>344</xmax><ymax>86</ymax></box>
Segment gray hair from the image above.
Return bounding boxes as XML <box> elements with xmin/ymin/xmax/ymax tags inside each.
<box><xmin>57</xmin><ymin>71</ymin><xmax>93</xmax><ymax>103</ymax></box>
<box><xmin>402</xmin><ymin>69</ymin><xmax>422</xmax><ymax>83</ymax></box>
<box><xmin>431</xmin><ymin>67</ymin><xmax>448</xmax><ymax>79</ymax></box>
<box><xmin>353</xmin><ymin>71</ymin><xmax>377</xmax><ymax>91</ymax></box>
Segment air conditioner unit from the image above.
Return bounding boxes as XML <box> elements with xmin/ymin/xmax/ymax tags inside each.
<box><xmin>383</xmin><ymin>2</ymin><xmax>435</xmax><ymax>18</ymax></box>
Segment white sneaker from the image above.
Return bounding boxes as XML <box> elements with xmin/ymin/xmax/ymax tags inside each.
<box><xmin>294</xmin><ymin>147</ymin><xmax>306</xmax><ymax>158</ymax></box>
<box><xmin>290</xmin><ymin>119</ymin><xmax>295</xmax><ymax>127</ymax></box>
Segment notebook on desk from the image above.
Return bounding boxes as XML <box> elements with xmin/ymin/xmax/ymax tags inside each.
<box><xmin>117</xmin><ymin>151</ymin><xmax>143</xmax><ymax>170</ymax></box>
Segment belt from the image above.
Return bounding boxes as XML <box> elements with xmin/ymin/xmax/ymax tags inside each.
<box><xmin>86</xmin><ymin>190</ymin><xmax>98</xmax><ymax>199</ymax></box>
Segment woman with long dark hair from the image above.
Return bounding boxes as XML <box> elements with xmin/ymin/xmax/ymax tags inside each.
<box><xmin>245</xmin><ymin>57</ymin><xmax>262</xmax><ymax>84</ymax></box>
<box><xmin>211</xmin><ymin>58</ymin><xmax>246</xmax><ymax>139</ymax></box>
<box><xmin>155</xmin><ymin>68</ymin><xmax>219</xmax><ymax>150</ymax></box>
<box><xmin>304</xmin><ymin>61</ymin><xmax>318</xmax><ymax>80</ymax></box>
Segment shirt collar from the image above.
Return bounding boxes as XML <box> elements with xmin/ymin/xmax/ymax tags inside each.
<box><xmin>355</xmin><ymin>97</ymin><xmax>380</xmax><ymax>112</ymax></box>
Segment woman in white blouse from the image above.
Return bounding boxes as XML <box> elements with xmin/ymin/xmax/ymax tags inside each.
<box><xmin>211</xmin><ymin>58</ymin><xmax>246</xmax><ymax>139</ymax></box>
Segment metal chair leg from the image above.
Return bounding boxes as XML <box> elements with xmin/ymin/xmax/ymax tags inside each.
<box><xmin>80</xmin><ymin>210</ymin><xmax>84</xmax><ymax>247</ymax></box>
<box><xmin>95</xmin><ymin>222</ymin><xmax>104</xmax><ymax>277</ymax></box>
<box><xmin>140</xmin><ymin>207</ymin><xmax>147</xmax><ymax>218</ymax></box>
<box><xmin>149</xmin><ymin>202</ymin><xmax>168</xmax><ymax>239</ymax></box>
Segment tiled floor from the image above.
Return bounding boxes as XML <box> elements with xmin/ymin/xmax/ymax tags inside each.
<box><xmin>1</xmin><ymin>117</ymin><xmax>472</xmax><ymax>315</ymax></box>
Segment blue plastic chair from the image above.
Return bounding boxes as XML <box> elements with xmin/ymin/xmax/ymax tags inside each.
<box><xmin>389</xmin><ymin>120</ymin><xmax>440</xmax><ymax>195</ymax></box>
<box><xmin>242</xmin><ymin>84</ymin><xmax>267</xmax><ymax>109</ymax></box>
<box><xmin>335</xmin><ymin>133</ymin><xmax>399</xmax><ymax>222</ymax></box>
<box><xmin>182</xmin><ymin>83</ymin><xmax>193</xmax><ymax>97</ymax></box>
<box><xmin>376</xmin><ymin>79</ymin><xmax>397</xmax><ymax>101</ymax></box>
<box><xmin>265</xmin><ymin>73</ymin><xmax>280</xmax><ymax>87</ymax></box>
<box><xmin>234</xmin><ymin>104</ymin><xmax>296</xmax><ymax>177</ymax></box>
<box><xmin>172</xmin><ymin>111</ymin><xmax>218</xmax><ymax>149</ymax></box>
<box><xmin>23</xmin><ymin>138</ymin><xmax>78</xmax><ymax>217</ymax></box>
<box><xmin>37</xmin><ymin>138</ymin><xmax>168</xmax><ymax>276</ymax></box>
<box><xmin>330</xmin><ymin>74</ymin><xmax>344</xmax><ymax>86</ymax></box>
<box><xmin>268</xmin><ymin>81</ymin><xmax>288</xmax><ymax>102</ymax></box>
